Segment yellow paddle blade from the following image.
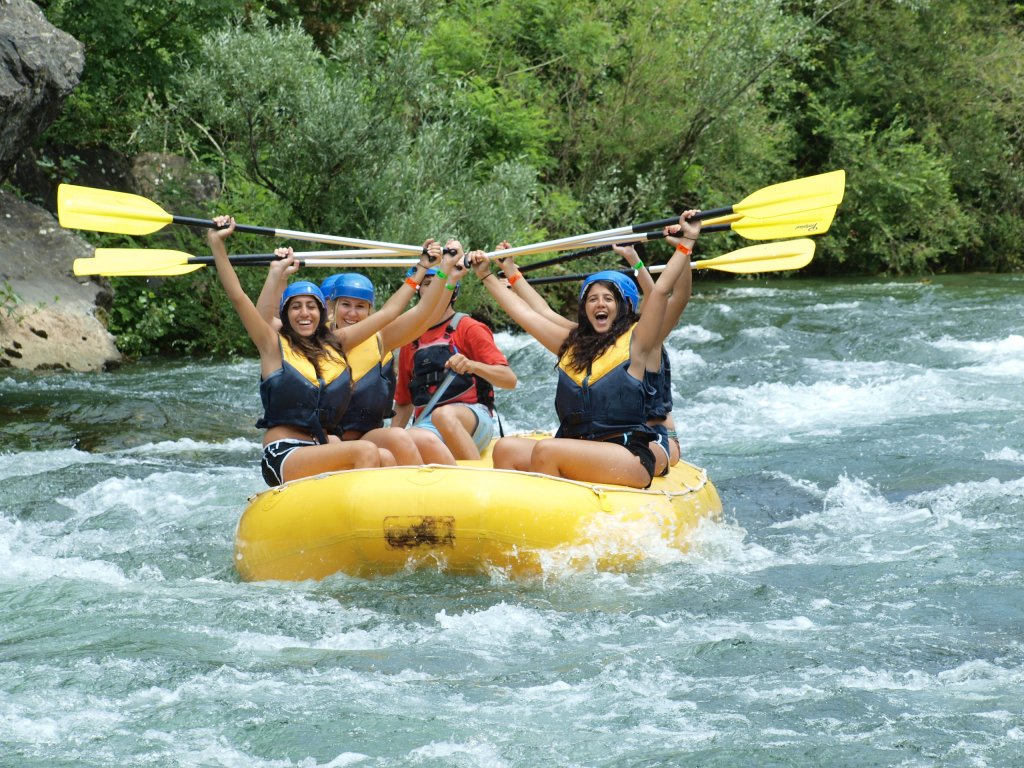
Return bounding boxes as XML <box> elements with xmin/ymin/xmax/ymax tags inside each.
<box><xmin>73</xmin><ymin>258</ymin><xmax>203</xmax><ymax>277</ymax></box>
<box><xmin>732</xmin><ymin>170</ymin><xmax>845</xmax><ymax>219</ymax></box>
<box><xmin>74</xmin><ymin>249</ymin><xmax>195</xmax><ymax>276</ymax></box>
<box><xmin>58</xmin><ymin>184</ymin><xmax>173</xmax><ymax>235</ymax></box>
<box><xmin>694</xmin><ymin>239</ymin><xmax>815</xmax><ymax>274</ymax></box>
<box><xmin>728</xmin><ymin>205</ymin><xmax>837</xmax><ymax>240</ymax></box>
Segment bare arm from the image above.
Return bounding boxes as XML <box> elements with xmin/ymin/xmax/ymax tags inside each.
<box><xmin>469</xmin><ymin>250</ymin><xmax>571</xmax><ymax>356</ymax></box>
<box><xmin>498</xmin><ymin>246</ymin><xmax>576</xmax><ymax>330</ymax></box>
<box><xmin>658</xmin><ymin>248</ymin><xmax>692</xmax><ymax>339</ymax></box>
<box><xmin>378</xmin><ymin>240</ymin><xmax>449</xmax><ymax>350</ymax></box>
<box><xmin>628</xmin><ymin>210</ymin><xmax>700</xmax><ymax>377</ymax></box>
<box><xmin>450</xmin><ymin>357</ymin><xmax>518</xmax><ymax>390</ymax></box>
<box><xmin>614</xmin><ymin>243</ymin><xmax>656</xmax><ymax>300</ymax></box>
<box><xmin>255</xmin><ymin>248</ymin><xmax>301</xmax><ymax>325</ymax></box>
<box><xmin>334</xmin><ymin>241</ymin><xmax>441</xmax><ymax>352</ymax></box>
<box><xmin>208</xmin><ymin>217</ymin><xmax>280</xmax><ymax>371</ymax></box>
<box><xmin>640</xmin><ymin>237</ymin><xmax>694</xmax><ymax>372</ymax></box>
<box><xmin>392</xmin><ymin>402</ymin><xmax>413</xmax><ymax>428</ymax></box>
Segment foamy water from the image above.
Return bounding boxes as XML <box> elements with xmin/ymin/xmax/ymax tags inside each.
<box><xmin>2</xmin><ymin>274</ymin><xmax>1023</xmax><ymax>766</ymax></box>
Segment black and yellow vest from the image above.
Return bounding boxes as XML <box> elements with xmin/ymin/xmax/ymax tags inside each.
<box><xmin>255</xmin><ymin>336</ymin><xmax>352</xmax><ymax>443</ymax></box>
<box><xmin>644</xmin><ymin>347</ymin><xmax>673</xmax><ymax>420</ymax></box>
<box><xmin>554</xmin><ymin>324</ymin><xmax>654</xmax><ymax>441</ymax></box>
<box><xmin>338</xmin><ymin>333</ymin><xmax>396</xmax><ymax>435</ymax></box>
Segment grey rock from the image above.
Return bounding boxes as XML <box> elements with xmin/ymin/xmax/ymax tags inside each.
<box><xmin>0</xmin><ymin>0</ymin><xmax>85</xmax><ymax>182</ymax></box>
<box><xmin>0</xmin><ymin>189</ymin><xmax>121</xmax><ymax>371</ymax></box>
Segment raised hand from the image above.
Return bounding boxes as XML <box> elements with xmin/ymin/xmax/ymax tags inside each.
<box><xmin>421</xmin><ymin>239</ymin><xmax>443</xmax><ymax>268</ymax></box>
<box><xmin>663</xmin><ymin>209</ymin><xmax>702</xmax><ymax>246</ymax></box>
<box><xmin>268</xmin><ymin>247</ymin><xmax>300</xmax><ymax>280</ymax></box>
<box><xmin>207</xmin><ymin>215</ymin><xmax>236</xmax><ymax>244</ymax></box>
<box><xmin>468</xmin><ymin>249</ymin><xmax>491</xmax><ymax>280</ymax></box>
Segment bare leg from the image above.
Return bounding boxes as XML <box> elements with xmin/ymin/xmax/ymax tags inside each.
<box><xmin>430</xmin><ymin>404</ymin><xmax>482</xmax><ymax>460</ymax></box>
<box><xmin>282</xmin><ymin>439</ymin><xmax>380</xmax><ymax>482</ymax></box>
<box><xmin>408</xmin><ymin>428</ymin><xmax>457</xmax><ymax>465</ymax></box>
<box><xmin>652</xmin><ymin>444</ymin><xmax>669</xmax><ymax>478</ymax></box>
<box><xmin>359</xmin><ymin>426</ymin><xmax>423</xmax><ymax>465</ymax></box>
<box><xmin>665</xmin><ymin>414</ymin><xmax>680</xmax><ymax>466</ymax></box>
<box><xmin>491</xmin><ymin>436</ymin><xmax>537</xmax><ymax>471</ymax></box>
<box><xmin>378</xmin><ymin>448</ymin><xmax>397</xmax><ymax>467</ymax></box>
<box><xmin>530</xmin><ymin>438</ymin><xmax>650</xmax><ymax>488</ymax></box>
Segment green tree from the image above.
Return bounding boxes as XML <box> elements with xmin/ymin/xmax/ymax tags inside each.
<box><xmin>786</xmin><ymin>0</ymin><xmax>1024</xmax><ymax>273</ymax></box>
<box><xmin>419</xmin><ymin>0</ymin><xmax>817</xmax><ymax>275</ymax></box>
<box><xmin>37</xmin><ymin>0</ymin><xmax>246</xmax><ymax>147</ymax></box>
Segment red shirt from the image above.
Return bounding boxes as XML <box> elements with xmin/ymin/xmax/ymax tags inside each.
<box><xmin>395</xmin><ymin>314</ymin><xmax>509</xmax><ymax>412</ymax></box>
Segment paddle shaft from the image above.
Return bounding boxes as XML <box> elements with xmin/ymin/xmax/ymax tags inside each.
<box><xmin>510</xmin><ymin>232</ymin><xmax>671</xmax><ymax>276</ymax></box>
<box><xmin>526</xmin><ymin>265</ymin><xmax>671</xmax><ymax>286</ymax></box>
<box><xmin>524</xmin><ymin>239</ymin><xmax>814</xmax><ymax>284</ymax></box>
<box><xmin>408</xmin><ymin>371</ymin><xmax>457</xmax><ymax>429</ymax></box>
<box><xmin>206</xmin><ymin>255</ymin><xmax>418</xmax><ymax>268</ymax></box>
<box><xmin>181</xmin><ymin>252</ymin><xmax>418</xmax><ymax>266</ymax></box>
<box><xmin>524</xmin><ymin>257</ymin><xmax>786</xmax><ymax>286</ymax></box>
<box><xmin>167</xmin><ymin>216</ymin><xmax>422</xmax><ymax>254</ymax></box>
<box><xmin>499</xmin><ymin>222</ymin><xmax>736</xmax><ymax>277</ymax></box>
<box><xmin>476</xmin><ymin>215</ymin><xmax>746</xmax><ymax>264</ymax></box>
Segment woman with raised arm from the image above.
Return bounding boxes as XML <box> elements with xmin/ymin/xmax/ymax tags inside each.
<box><xmin>468</xmin><ymin>211</ymin><xmax>700</xmax><ymax>489</ymax></box>
<box><xmin>498</xmin><ymin>240</ymin><xmax>687</xmax><ymax>477</ymax></box>
<box><xmin>209</xmin><ymin>217</ymin><xmax>451</xmax><ymax>486</ymax></box>
<box><xmin>255</xmin><ymin>242</ymin><xmax>469</xmax><ymax>466</ymax></box>
<box><xmin>614</xmin><ymin>242</ymin><xmax>687</xmax><ymax>477</ymax></box>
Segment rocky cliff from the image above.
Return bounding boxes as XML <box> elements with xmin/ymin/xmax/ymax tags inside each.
<box><xmin>0</xmin><ymin>0</ymin><xmax>122</xmax><ymax>371</ymax></box>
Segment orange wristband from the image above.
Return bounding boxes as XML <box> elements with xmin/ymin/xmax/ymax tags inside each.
<box><xmin>404</xmin><ymin>277</ymin><xmax>420</xmax><ymax>289</ymax></box>
<box><xmin>508</xmin><ymin>272</ymin><xmax>523</xmax><ymax>286</ymax></box>
<box><xmin>675</xmin><ymin>242</ymin><xmax>693</xmax><ymax>256</ymax></box>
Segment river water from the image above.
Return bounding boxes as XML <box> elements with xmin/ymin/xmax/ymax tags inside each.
<box><xmin>2</xmin><ymin>274</ymin><xmax>1023</xmax><ymax>767</ymax></box>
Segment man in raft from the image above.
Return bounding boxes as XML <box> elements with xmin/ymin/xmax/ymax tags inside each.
<box><xmin>392</xmin><ymin>238</ymin><xmax>518</xmax><ymax>461</ymax></box>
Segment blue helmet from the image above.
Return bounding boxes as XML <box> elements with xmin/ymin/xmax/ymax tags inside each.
<box><xmin>580</xmin><ymin>270</ymin><xmax>640</xmax><ymax>313</ymax></box>
<box><xmin>322</xmin><ymin>273</ymin><xmax>375</xmax><ymax>303</ymax></box>
<box><xmin>319</xmin><ymin>274</ymin><xmax>341</xmax><ymax>299</ymax></box>
<box><xmin>280</xmin><ymin>281</ymin><xmax>327</xmax><ymax>317</ymax></box>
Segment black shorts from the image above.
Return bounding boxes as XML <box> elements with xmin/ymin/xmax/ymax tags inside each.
<box><xmin>597</xmin><ymin>431</ymin><xmax>656</xmax><ymax>488</ymax></box>
<box><xmin>261</xmin><ymin>438</ymin><xmax>317</xmax><ymax>487</ymax></box>
<box><xmin>649</xmin><ymin>423</ymin><xmax>671</xmax><ymax>477</ymax></box>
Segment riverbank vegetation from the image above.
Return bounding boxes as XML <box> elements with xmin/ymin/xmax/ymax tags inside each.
<box><xmin>30</xmin><ymin>0</ymin><xmax>1024</xmax><ymax>356</ymax></box>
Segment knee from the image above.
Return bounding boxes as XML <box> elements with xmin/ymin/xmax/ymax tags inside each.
<box><xmin>394</xmin><ymin>430</ymin><xmax>417</xmax><ymax>450</ymax></box>
<box><xmin>431</xmin><ymin>406</ymin><xmax>457</xmax><ymax>430</ymax></box>
<box><xmin>388</xmin><ymin>431</ymin><xmax>422</xmax><ymax>464</ymax></box>
<box><xmin>378</xmin><ymin>448</ymin><xmax>396</xmax><ymax>467</ymax></box>
<box><xmin>493</xmin><ymin>438</ymin><xmax>531</xmax><ymax>470</ymax></box>
<box><xmin>433</xmin><ymin>406</ymin><xmax>471</xmax><ymax>438</ymax></box>
<box><xmin>355</xmin><ymin>440</ymin><xmax>380</xmax><ymax>467</ymax></box>
<box><xmin>530</xmin><ymin>439</ymin><xmax>557</xmax><ymax>470</ymax></box>
<box><xmin>492</xmin><ymin>438</ymin><xmax>512</xmax><ymax>468</ymax></box>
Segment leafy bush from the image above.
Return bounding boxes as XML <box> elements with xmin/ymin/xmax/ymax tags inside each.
<box><xmin>34</xmin><ymin>0</ymin><xmax>1024</xmax><ymax>357</ymax></box>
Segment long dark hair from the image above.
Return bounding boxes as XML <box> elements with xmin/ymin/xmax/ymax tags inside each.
<box><xmin>281</xmin><ymin>306</ymin><xmax>348</xmax><ymax>376</ymax></box>
<box><xmin>556</xmin><ymin>281</ymin><xmax>638</xmax><ymax>374</ymax></box>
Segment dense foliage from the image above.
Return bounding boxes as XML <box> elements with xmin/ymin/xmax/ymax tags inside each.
<box><xmin>29</xmin><ymin>0</ymin><xmax>1024</xmax><ymax>356</ymax></box>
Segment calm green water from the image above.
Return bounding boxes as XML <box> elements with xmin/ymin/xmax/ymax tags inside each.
<box><xmin>2</xmin><ymin>274</ymin><xmax>1023</xmax><ymax>767</ymax></box>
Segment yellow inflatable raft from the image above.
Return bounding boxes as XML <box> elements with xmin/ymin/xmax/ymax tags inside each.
<box><xmin>234</xmin><ymin>438</ymin><xmax>722</xmax><ymax>580</ymax></box>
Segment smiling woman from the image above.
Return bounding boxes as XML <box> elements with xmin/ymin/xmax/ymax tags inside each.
<box><xmin>207</xmin><ymin>217</ymin><xmax>467</xmax><ymax>484</ymax></box>
<box><xmin>467</xmin><ymin>209</ymin><xmax>702</xmax><ymax>489</ymax></box>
